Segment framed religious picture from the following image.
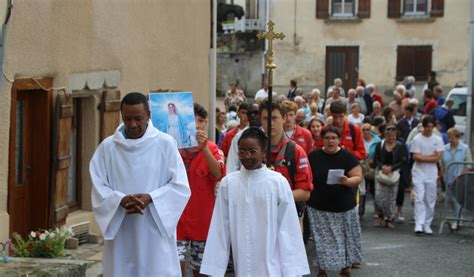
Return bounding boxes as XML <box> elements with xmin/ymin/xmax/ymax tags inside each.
<box><xmin>149</xmin><ymin>91</ymin><xmax>198</xmax><ymax>149</ymax></box>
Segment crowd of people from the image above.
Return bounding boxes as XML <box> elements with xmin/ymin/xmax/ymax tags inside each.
<box><xmin>90</xmin><ymin>72</ymin><xmax>472</xmax><ymax>276</ymax></box>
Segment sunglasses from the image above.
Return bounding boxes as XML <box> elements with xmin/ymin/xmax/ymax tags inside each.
<box><xmin>386</xmin><ymin>127</ymin><xmax>397</xmax><ymax>132</ymax></box>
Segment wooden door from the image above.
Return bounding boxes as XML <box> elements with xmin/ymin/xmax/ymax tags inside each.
<box><xmin>325</xmin><ymin>46</ymin><xmax>359</xmax><ymax>94</ymax></box>
<box><xmin>8</xmin><ymin>90</ymin><xmax>32</xmax><ymax>237</ymax></box>
<box><xmin>8</xmin><ymin>79</ymin><xmax>52</xmax><ymax>237</ymax></box>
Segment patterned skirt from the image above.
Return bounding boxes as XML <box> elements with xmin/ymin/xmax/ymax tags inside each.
<box><xmin>374</xmin><ymin>179</ymin><xmax>399</xmax><ymax>221</ymax></box>
<box><xmin>307</xmin><ymin>206</ymin><xmax>363</xmax><ymax>271</ymax></box>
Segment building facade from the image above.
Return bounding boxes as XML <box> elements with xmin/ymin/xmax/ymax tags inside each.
<box><xmin>0</xmin><ymin>0</ymin><xmax>211</xmax><ymax>242</ymax></box>
<box><xmin>269</xmin><ymin>0</ymin><xmax>468</xmax><ymax>96</ymax></box>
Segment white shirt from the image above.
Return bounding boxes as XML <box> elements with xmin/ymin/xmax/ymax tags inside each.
<box><xmin>200</xmin><ymin>166</ymin><xmax>310</xmax><ymax>276</ymax></box>
<box><xmin>410</xmin><ymin>133</ymin><xmax>444</xmax><ymax>177</ymax></box>
<box><xmin>255</xmin><ymin>88</ymin><xmax>268</xmax><ymax>100</ymax></box>
<box><xmin>90</xmin><ymin>121</ymin><xmax>190</xmax><ymax>277</ymax></box>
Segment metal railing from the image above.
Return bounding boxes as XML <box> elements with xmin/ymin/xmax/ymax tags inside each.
<box><xmin>438</xmin><ymin>161</ymin><xmax>474</xmax><ymax>234</ymax></box>
<box><xmin>222</xmin><ymin>18</ymin><xmax>266</xmax><ymax>33</ymax></box>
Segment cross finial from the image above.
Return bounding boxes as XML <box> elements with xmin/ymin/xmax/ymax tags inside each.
<box><xmin>257</xmin><ymin>20</ymin><xmax>285</xmax><ymax>85</ymax></box>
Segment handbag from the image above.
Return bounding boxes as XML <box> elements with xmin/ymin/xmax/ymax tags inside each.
<box><xmin>376</xmin><ymin>169</ymin><xmax>400</xmax><ymax>186</ymax></box>
<box><xmin>360</xmin><ymin>160</ymin><xmax>375</xmax><ymax>180</ymax></box>
<box><xmin>375</xmin><ymin>140</ymin><xmax>400</xmax><ymax>186</ymax></box>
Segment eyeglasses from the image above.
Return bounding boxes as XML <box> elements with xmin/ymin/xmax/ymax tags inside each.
<box><xmin>362</xmin><ymin>128</ymin><xmax>371</xmax><ymax>131</ymax></box>
<box><xmin>238</xmin><ymin>149</ymin><xmax>259</xmax><ymax>156</ymax></box>
<box><xmin>323</xmin><ymin>136</ymin><xmax>339</xmax><ymax>140</ymax></box>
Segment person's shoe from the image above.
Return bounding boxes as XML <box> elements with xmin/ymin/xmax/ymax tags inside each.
<box><xmin>414</xmin><ymin>225</ymin><xmax>424</xmax><ymax>235</ymax></box>
<box><xmin>451</xmin><ymin>223</ymin><xmax>458</xmax><ymax>231</ymax></box>
<box><xmin>396</xmin><ymin>213</ymin><xmax>405</xmax><ymax>223</ymax></box>
<box><xmin>423</xmin><ymin>225</ymin><xmax>433</xmax><ymax>235</ymax></box>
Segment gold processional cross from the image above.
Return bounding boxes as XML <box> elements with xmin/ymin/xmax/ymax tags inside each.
<box><xmin>256</xmin><ymin>20</ymin><xmax>285</xmax><ymax>87</ymax></box>
<box><xmin>257</xmin><ymin>21</ymin><xmax>285</xmax><ymax>166</ymax></box>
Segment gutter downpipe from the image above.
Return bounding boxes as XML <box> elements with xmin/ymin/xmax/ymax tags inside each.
<box><xmin>209</xmin><ymin>0</ymin><xmax>217</xmax><ymax>141</ymax></box>
<box><xmin>0</xmin><ymin>0</ymin><xmax>13</xmax><ymax>96</ymax></box>
<box><xmin>467</xmin><ymin>0</ymin><xmax>474</xmax><ymax>150</ymax></box>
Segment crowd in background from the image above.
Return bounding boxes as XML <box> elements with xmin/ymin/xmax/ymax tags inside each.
<box><xmin>208</xmin><ymin>72</ymin><xmax>472</xmax><ymax>275</ymax></box>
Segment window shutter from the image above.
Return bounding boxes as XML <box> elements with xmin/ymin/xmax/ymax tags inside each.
<box><xmin>51</xmin><ymin>92</ymin><xmax>73</xmax><ymax>226</ymax></box>
<box><xmin>387</xmin><ymin>0</ymin><xmax>401</xmax><ymax>18</ymax></box>
<box><xmin>430</xmin><ymin>0</ymin><xmax>444</xmax><ymax>17</ymax></box>
<box><xmin>358</xmin><ymin>0</ymin><xmax>371</xmax><ymax>18</ymax></box>
<box><xmin>316</xmin><ymin>0</ymin><xmax>330</xmax><ymax>19</ymax></box>
<box><xmin>100</xmin><ymin>90</ymin><xmax>121</xmax><ymax>141</ymax></box>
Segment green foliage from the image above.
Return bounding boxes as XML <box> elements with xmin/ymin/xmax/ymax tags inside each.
<box><xmin>12</xmin><ymin>227</ymin><xmax>74</xmax><ymax>258</ymax></box>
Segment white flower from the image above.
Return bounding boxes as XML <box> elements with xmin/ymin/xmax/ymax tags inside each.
<box><xmin>39</xmin><ymin>233</ymin><xmax>46</xmax><ymax>241</ymax></box>
<box><xmin>30</xmin><ymin>231</ymin><xmax>36</xmax><ymax>238</ymax></box>
<box><xmin>49</xmin><ymin>233</ymin><xmax>56</xmax><ymax>238</ymax></box>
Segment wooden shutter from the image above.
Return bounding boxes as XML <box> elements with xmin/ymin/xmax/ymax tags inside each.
<box><xmin>358</xmin><ymin>0</ymin><xmax>371</xmax><ymax>18</ymax></box>
<box><xmin>100</xmin><ymin>90</ymin><xmax>121</xmax><ymax>141</ymax></box>
<box><xmin>430</xmin><ymin>0</ymin><xmax>444</xmax><ymax>17</ymax></box>
<box><xmin>316</xmin><ymin>0</ymin><xmax>330</xmax><ymax>19</ymax></box>
<box><xmin>387</xmin><ymin>0</ymin><xmax>401</xmax><ymax>18</ymax></box>
<box><xmin>50</xmin><ymin>92</ymin><xmax>73</xmax><ymax>226</ymax></box>
<box><xmin>414</xmin><ymin>46</ymin><xmax>432</xmax><ymax>81</ymax></box>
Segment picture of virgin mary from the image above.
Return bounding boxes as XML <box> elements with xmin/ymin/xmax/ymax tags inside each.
<box><xmin>165</xmin><ymin>103</ymin><xmax>190</xmax><ymax>148</ymax></box>
<box><xmin>149</xmin><ymin>91</ymin><xmax>198</xmax><ymax>149</ymax></box>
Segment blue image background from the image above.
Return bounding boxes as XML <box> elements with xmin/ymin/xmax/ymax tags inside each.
<box><xmin>149</xmin><ymin>92</ymin><xmax>198</xmax><ymax>148</ymax></box>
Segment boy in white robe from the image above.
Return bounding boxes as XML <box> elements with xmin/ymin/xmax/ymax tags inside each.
<box><xmin>200</xmin><ymin>127</ymin><xmax>310</xmax><ymax>276</ymax></box>
<box><xmin>90</xmin><ymin>92</ymin><xmax>190</xmax><ymax>277</ymax></box>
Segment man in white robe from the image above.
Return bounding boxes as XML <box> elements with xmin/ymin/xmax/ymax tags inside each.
<box><xmin>201</xmin><ymin>127</ymin><xmax>309</xmax><ymax>276</ymax></box>
<box><xmin>90</xmin><ymin>92</ymin><xmax>190</xmax><ymax>277</ymax></box>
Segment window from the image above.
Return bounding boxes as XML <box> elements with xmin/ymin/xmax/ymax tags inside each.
<box><xmin>332</xmin><ymin>0</ymin><xmax>355</xmax><ymax>16</ymax></box>
<box><xmin>404</xmin><ymin>0</ymin><xmax>427</xmax><ymax>15</ymax></box>
<box><xmin>317</xmin><ymin>0</ymin><xmax>370</xmax><ymax>19</ymax></box>
<box><xmin>388</xmin><ymin>0</ymin><xmax>444</xmax><ymax>19</ymax></box>
<box><xmin>396</xmin><ymin>45</ymin><xmax>432</xmax><ymax>82</ymax></box>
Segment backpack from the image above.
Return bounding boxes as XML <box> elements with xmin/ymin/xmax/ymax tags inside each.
<box><xmin>283</xmin><ymin>140</ymin><xmax>306</xmax><ymax>217</ymax></box>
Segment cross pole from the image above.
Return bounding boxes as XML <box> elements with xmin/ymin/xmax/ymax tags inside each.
<box><xmin>257</xmin><ymin>20</ymin><xmax>285</xmax><ymax>167</ymax></box>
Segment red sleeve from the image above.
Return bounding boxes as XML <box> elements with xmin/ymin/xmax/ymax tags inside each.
<box><xmin>220</xmin><ymin>128</ymin><xmax>237</xmax><ymax>157</ymax></box>
<box><xmin>303</xmin><ymin>128</ymin><xmax>314</xmax><ymax>154</ymax></box>
<box><xmin>352</xmin><ymin>124</ymin><xmax>367</xmax><ymax>160</ymax></box>
<box><xmin>424</xmin><ymin>101</ymin><xmax>436</xmax><ymax>115</ymax></box>
<box><xmin>293</xmin><ymin>145</ymin><xmax>314</xmax><ymax>192</ymax></box>
<box><xmin>207</xmin><ymin>141</ymin><xmax>226</xmax><ymax>182</ymax></box>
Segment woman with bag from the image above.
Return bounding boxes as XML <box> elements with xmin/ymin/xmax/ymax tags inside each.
<box><xmin>374</xmin><ymin>125</ymin><xmax>407</xmax><ymax>229</ymax></box>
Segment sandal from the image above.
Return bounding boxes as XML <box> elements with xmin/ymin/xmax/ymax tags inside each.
<box><xmin>386</xmin><ymin>221</ymin><xmax>396</xmax><ymax>229</ymax></box>
<box><xmin>374</xmin><ymin>216</ymin><xmax>384</xmax><ymax>227</ymax></box>
<box><xmin>317</xmin><ymin>269</ymin><xmax>328</xmax><ymax>277</ymax></box>
<box><xmin>340</xmin><ymin>267</ymin><xmax>352</xmax><ymax>276</ymax></box>
<box><xmin>351</xmin><ymin>261</ymin><xmax>361</xmax><ymax>269</ymax></box>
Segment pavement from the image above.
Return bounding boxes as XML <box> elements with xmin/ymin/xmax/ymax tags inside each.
<box><xmin>307</xmin><ymin>193</ymin><xmax>474</xmax><ymax>277</ymax></box>
<box><xmin>73</xmin><ymin>192</ymin><xmax>474</xmax><ymax>277</ymax></box>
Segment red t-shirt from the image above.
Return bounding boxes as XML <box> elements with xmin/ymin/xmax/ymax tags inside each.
<box><xmin>177</xmin><ymin>141</ymin><xmax>226</xmax><ymax>241</ymax></box>
<box><xmin>372</xmin><ymin>92</ymin><xmax>384</xmax><ymax>107</ymax></box>
<box><xmin>290</xmin><ymin>125</ymin><xmax>314</xmax><ymax>154</ymax></box>
<box><xmin>424</xmin><ymin>98</ymin><xmax>437</xmax><ymax>115</ymax></box>
<box><xmin>220</xmin><ymin>127</ymin><xmax>239</xmax><ymax>157</ymax></box>
<box><xmin>271</xmin><ymin>138</ymin><xmax>313</xmax><ymax>192</ymax></box>
<box><xmin>315</xmin><ymin>121</ymin><xmax>367</xmax><ymax>160</ymax></box>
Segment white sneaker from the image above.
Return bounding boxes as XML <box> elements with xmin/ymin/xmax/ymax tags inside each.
<box><xmin>423</xmin><ymin>225</ymin><xmax>433</xmax><ymax>235</ymax></box>
<box><xmin>414</xmin><ymin>225</ymin><xmax>423</xmax><ymax>234</ymax></box>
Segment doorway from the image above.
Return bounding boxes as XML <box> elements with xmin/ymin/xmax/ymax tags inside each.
<box><xmin>8</xmin><ymin>79</ymin><xmax>52</xmax><ymax>237</ymax></box>
<box><xmin>325</xmin><ymin>46</ymin><xmax>359</xmax><ymax>94</ymax></box>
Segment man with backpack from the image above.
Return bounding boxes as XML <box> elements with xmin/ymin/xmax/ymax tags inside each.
<box><xmin>259</xmin><ymin>99</ymin><xmax>313</xmax><ymax>229</ymax></box>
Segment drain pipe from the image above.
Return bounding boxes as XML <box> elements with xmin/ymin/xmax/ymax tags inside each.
<box><xmin>209</xmin><ymin>0</ymin><xmax>217</xmax><ymax>141</ymax></box>
<box><xmin>467</xmin><ymin>0</ymin><xmax>473</xmax><ymax>150</ymax></box>
<box><xmin>0</xmin><ymin>0</ymin><xmax>13</xmax><ymax>96</ymax></box>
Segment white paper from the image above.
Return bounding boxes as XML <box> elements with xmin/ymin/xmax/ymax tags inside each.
<box><xmin>327</xmin><ymin>169</ymin><xmax>345</xmax><ymax>185</ymax></box>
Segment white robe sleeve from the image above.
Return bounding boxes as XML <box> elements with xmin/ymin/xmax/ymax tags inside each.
<box><xmin>90</xmin><ymin>143</ymin><xmax>127</xmax><ymax>240</ymax></box>
<box><xmin>276</xmin><ymin>179</ymin><xmax>310</xmax><ymax>276</ymax></box>
<box><xmin>148</xmin><ymin>140</ymin><xmax>191</xmax><ymax>239</ymax></box>
<box><xmin>199</xmin><ymin>179</ymin><xmax>231</xmax><ymax>277</ymax></box>
<box><xmin>226</xmin><ymin>134</ymin><xmax>241</xmax><ymax>174</ymax></box>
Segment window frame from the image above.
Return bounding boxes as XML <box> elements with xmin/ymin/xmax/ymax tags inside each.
<box><xmin>403</xmin><ymin>0</ymin><xmax>428</xmax><ymax>16</ymax></box>
<box><xmin>331</xmin><ymin>0</ymin><xmax>356</xmax><ymax>17</ymax></box>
